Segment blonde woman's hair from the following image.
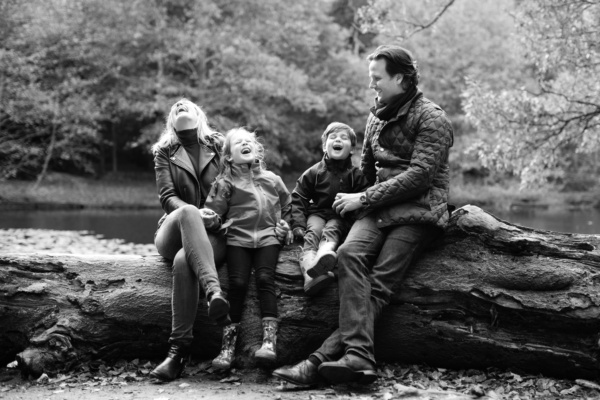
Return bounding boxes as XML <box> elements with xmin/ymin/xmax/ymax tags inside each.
<box><xmin>218</xmin><ymin>128</ymin><xmax>265</xmax><ymax>181</ymax></box>
<box><xmin>151</xmin><ymin>98</ymin><xmax>218</xmax><ymax>154</ymax></box>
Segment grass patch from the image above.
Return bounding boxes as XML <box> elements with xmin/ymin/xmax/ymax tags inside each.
<box><xmin>0</xmin><ymin>172</ymin><xmax>158</xmax><ymax>208</ymax></box>
<box><xmin>2</xmin><ymin>172</ymin><xmax>599</xmax><ymax>211</ymax></box>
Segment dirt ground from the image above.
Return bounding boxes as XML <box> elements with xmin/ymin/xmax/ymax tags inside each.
<box><xmin>0</xmin><ymin>363</ymin><xmax>400</xmax><ymax>400</ymax></box>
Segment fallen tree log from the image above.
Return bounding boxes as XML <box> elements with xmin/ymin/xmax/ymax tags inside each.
<box><xmin>1</xmin><ymin>205</ymin><xmax>600</xmax><ymax>380</ymax></box>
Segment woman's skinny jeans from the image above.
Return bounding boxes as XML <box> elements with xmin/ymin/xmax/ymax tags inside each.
<box><xmin>154</xmin><ymin>204</ymin><xmax>225</xmax><ymax>346</ymax></box>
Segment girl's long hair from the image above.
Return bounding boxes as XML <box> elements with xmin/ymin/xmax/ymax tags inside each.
<box><xmin>218</xmin><ymin>128</ymin><xmax>266</xmax><ymax>181</ymax></box>
<box><xmin>151</xmin><ymin>98</ymin><xmax>218</xmax><ymax>154</ymax></box>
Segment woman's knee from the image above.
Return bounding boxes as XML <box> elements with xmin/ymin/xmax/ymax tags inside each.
<box><xmin>173</xmin><ymin>204</ymin><xmax>201</xmax><ymax>221</ymax></box>
<box><xmin>172</xmin><ymin>249</ymin><xmax>190</xmax><ymax>276</ymax></box>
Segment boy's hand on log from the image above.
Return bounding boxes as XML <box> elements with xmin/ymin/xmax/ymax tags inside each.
<box><xmin>293</xmin><ymin>227</ymin><xmax>306</xmax><ymax>242</ymax></box>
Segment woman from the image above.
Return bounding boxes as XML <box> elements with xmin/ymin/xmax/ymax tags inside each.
<box><xmin>149</xmin><ymin>98</ymin><xmax>230</xmax><ymax>381</ymax></box>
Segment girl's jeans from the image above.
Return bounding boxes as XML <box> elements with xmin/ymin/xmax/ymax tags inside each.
<box><xmin>312</xmin><ymin>214</ymin><xmax>441</xmax><ymax>364</ymax></box>
<box><xmin>154</xmin><ymin>205</ymin><xmax>225</xmax><ymax>346</ymax></box>
<box><xmin>226</xmin><ymin>245</ymin><xmax>280</xmax><ymax>323</ymax></box>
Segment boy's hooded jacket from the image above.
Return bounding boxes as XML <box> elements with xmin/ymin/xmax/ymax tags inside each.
<box><xmin>205</xmin><ymin>161</ymin><xmax>292</xmax><ymax>248</ymax></box>
<box><xmin>291</xmin><ymin>155</ymin><xmax>370</xmax><ymax>230</ymax></box>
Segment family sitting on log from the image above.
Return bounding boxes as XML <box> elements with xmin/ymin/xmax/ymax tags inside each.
<box><xmin>148</xmin><ymin>44</ymin><xmax>453</xmax><ymax>386</ymax></box>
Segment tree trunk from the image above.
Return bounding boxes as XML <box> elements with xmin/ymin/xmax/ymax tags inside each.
<box><xmin>2</xmin><ymin>205</ymin><xmax>600</xmax><ymax>380</ymax></box>
<box><xmin>111</xmin><ymin>122</ymin><xmax>117</xmax><ymax>173</ymax></box>
<box><xmin>33</xmin><ymin>100</ymin><xmax>58</xmax><ymax>189</ymax></box>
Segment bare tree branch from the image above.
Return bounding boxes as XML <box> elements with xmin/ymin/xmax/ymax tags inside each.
<box><xmin>404</xmin><ymin>0</ymin><xmax>456</xmax><ymax>39</ymax></box>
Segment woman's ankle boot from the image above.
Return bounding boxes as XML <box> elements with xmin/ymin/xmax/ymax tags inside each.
<box><xmin>212</xmin><ymin>323</ymin><xmax>239</xmax><ymax>370</ymax></box>
<box><xmin>254</xmin><ymin>317</ymin><xmax>279</xmax><ymax>362</ymax></box>
<box><xmin>150</xmin><ymin>342</ymin><xmax>190</xmax><ymax>381</ymax></box>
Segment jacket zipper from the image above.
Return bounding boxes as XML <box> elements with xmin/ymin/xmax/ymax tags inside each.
<box><xmin>249</xmin><ymin>167</ymin><xmax>264</xmax><ymax>247</ymax></box>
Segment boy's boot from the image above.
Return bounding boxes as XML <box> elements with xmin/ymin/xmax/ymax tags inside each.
<box><xmin>300</xmin><ymin>250</ymin><xmax>334</xmax><ymax>296</ymax></box>
<box><xmin>212</xmin><ymin>323</ymin><xmax>239</xmax><ymax>370</ymax></box>
<box><xmin>254</xmin><ymin>317</ymin><xmax>279</xmax><ymax>362</ymax></box>
<box><xmin>307</xmin><ymin>240</ymin><xmax>338</xmax><ymax>278</ymax></box>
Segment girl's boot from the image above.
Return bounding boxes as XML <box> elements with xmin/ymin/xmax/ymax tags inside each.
<box><xmin>254</xmin><ymin>317</ymin><xmax>279</xmax><ymax>362</ymax></box>
<box><xmin>307</xmin><ymin>240</ymin><xmax>338</xmax><ymax>278</ymax></box>
<box><xmin>300</xmin><ymin>250</ymin><xmax>334</xmax><ymax>296</ymax></box>
<box><xmin>212</xmin><ymin>323</ymin><xmax>239</xmax><ymax>370</ymax></box>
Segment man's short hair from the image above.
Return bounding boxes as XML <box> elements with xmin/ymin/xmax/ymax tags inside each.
<box><xmin>321</xmin><ymin>122</ymin><xmax>357</xmax><ymax>147</ymax></box>
<box><xmin>367</xmin><ymin>45</ymin><xmax>420</xmax><ymax>90</ymax></box>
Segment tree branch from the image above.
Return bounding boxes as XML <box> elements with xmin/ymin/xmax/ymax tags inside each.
<box><xmin>404</xmin><ymin>0</ymin><xmax>456</xmax><ymax>39</ymax></box>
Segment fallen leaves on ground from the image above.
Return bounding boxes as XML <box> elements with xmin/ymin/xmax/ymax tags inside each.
<box><xmin>2</xmin><ymin>359</ymin><xmax>599</xmax><ymax>400</ymax></box>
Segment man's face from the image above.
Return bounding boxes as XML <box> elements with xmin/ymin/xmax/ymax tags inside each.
<box><xmin>368</xmin><ymin>58</ymin><xmax>404</xmax><ymax>104</ymax></box>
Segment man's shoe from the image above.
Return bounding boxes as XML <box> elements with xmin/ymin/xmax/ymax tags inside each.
<box><xmin>318</xmin><ymin>354</ymin><xmax>377</xmax><ymax>385</ymax></box>
<box><xmin>272</xmin><ymin>359</ymin><xmax>319</xmax><ymax>387</ymax></box>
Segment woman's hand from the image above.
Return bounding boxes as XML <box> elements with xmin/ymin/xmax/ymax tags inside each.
<box><xmin>199</xmin><ymin>208</ymin><xmax>220</xmax><ymax>230</ymax></box>
<box><xmin>332</xmin><ymin>192</ymin><xmax>363</xmax><ymax>217</ymax></box>
<box><xmin>276</xmin><ymin>220</ymin><xmax>293</xmax><ymax>245</ymax></box>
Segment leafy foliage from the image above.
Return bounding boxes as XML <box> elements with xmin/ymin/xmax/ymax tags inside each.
<box><xmin>463</xmin><ymin>0</ymin><xmax>600</xmax><ymax>187</ymax></box>
<box><xmin>0</xmin><ymin>0</ymin><xmax>370</xmax><ymax>180</ymax></box>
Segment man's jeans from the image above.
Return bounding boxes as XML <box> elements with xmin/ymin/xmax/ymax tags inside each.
<box><xmin>154</xmin><ymin>205</ymin><xmax>225</xmax><ymax>345</ymax></box>
<box><xmin>312</xmin><ymin>214</ymin><xmax>441</xmax><ymax>364</ymax></box>
<box><xmin>303</xmin><ymin>215</ymin><xmax>351</xmax><ymax>252</ymax></box>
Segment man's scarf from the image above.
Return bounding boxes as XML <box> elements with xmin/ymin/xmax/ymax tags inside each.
<box><xmin>370</xmin><ymin>85</ymin><xmax>418</xmax><ymax>122</ymax></box>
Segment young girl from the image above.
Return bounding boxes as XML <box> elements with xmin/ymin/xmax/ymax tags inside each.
<box><xmin>201</xmin><ymin>128</ymin><xmax>293</xmax><ymax>370</ymax></box>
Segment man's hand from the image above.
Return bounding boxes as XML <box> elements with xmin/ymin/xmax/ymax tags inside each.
<box><xmin>199</xmin><ymin>208</ymin><xmax>220</xmax><ymax>230</ymax></box>
<box><xmin>293</xmin><ymin>227</ymin><xmax>306</xmax><ymax>242</ymax></box>
<box><xmin>332</xmin><ymin>192</ymin><xmax>363</xmax><ymax>217</ymax></box>
<box><xmin>276</xmin><ymin>220</ymin><xmax>294</xmax><ymax>245</ymax></box>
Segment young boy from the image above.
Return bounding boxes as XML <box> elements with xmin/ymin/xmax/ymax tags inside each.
<box><xmin>291</xmin><ymin>122</ymin><xmax>370</xmax><ymax>296</ymax></box>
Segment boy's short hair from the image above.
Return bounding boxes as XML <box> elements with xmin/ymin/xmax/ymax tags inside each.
<box><xmin>321</xmin><ymin>122</ymin><xmax>357</xmax><ymax>147</ymax></box>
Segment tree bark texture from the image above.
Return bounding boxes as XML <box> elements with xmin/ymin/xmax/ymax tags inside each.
<box><xmin>1</xmin><ymin>205</ymin><xmax>600</xmax><ymax>379</ymax></box>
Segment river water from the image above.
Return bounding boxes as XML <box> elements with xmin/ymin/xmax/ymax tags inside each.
<box><xmin>0</xmin><ymin>207</ymin><xmax>598</xmax><ymax>245</ymax></box>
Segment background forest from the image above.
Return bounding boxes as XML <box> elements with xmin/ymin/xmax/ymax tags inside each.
<box><xmin>1</xmin><ymin>0</ymin><xmax>599</xmax><ymax>195</ymax></box>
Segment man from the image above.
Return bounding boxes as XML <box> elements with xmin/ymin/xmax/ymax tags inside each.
<box><xmin>273</xmin><ymin>44</ymin><xmax>454</xmax><ymax>385</ymax></box>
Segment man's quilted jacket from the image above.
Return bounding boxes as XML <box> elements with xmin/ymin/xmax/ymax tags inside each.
<box><xmin>361</xmin><ymin>91</ymin><xmax>453</xmax><ymax>229</ymax></box>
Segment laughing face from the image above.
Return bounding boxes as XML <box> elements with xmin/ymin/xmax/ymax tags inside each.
<box><xmin>368</xmin><ymin>58</ymin><xmax>404</xmax><ymax>104</ymax></box>
<box><xmin>170</xmin><ymin>99</ymin><xmax>199</xmax><ymax>131</ymax></box>
<box><xmin>323</xmin><ymin>130</ymin><xmax>353</xmax><ymax>160</ymax></box>
<box><xmin>229</xmin><ymin>130</ymin><xmax>257</xmax><ymax>164</ymax></box>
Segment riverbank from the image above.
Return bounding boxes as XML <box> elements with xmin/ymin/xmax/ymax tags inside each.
<box><xmin>0</xmin><ymin>172</ymin><xmax>159</xmax><ymax>210</ymax></box>
<box><xmin>2</xmin><ymin>172</ymin><xmax>600</xmax><ymax>212</ymax></box>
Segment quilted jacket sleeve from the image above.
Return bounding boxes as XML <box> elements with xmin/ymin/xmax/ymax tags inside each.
<box><xmin>365</xmin><ymin>107</ymin><xmax>453</xmax><ymax>208</ymax></box>
<box><xmin>154</xmin><ymin>147</ymin><xmax>187</xmax><ymax>214</ymax></box>
<box><xmin>290</xmin><ymin>167</ymin><xmax>315</xmax><ymax>230</ymax></box>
